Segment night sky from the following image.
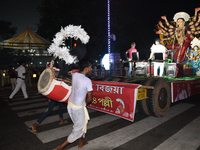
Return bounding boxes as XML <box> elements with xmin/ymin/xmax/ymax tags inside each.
<box><xmin>0</xmin><ymin>0</ymin><xmax>41</xmax><ymax>35</ymax></box>
<box><xmin>0</xmin><ymin>0</ymin><xmax>199</xmax><ymax>58</ymax></box>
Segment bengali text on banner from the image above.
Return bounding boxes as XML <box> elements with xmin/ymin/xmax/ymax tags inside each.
<box><xmin>87</xmin><ymin>81</ymin><xmax>141</xmax><ymax>122</ymax></box>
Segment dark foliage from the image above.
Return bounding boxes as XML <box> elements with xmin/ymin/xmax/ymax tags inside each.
<box><xmin>0</xmin><ymin>20</ymin><xmax>17</xmax><ymax>40</ymax></box>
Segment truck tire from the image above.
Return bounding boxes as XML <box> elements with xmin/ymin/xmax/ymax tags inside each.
<box><xmin>146</xmin><ymin>78</ymin><xmax>171</xmax><ymax>117</ymax></box>
<box><xmin>136</xmin><ymin>79</ymin><xmax>153</xmax><ymax>116</ymax></box>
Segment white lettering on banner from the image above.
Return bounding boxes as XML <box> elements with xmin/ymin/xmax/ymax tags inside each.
<box><xmin>96</xmin><ymin>84</ymin><xmax>105</xmax><ymax>92</ymax></box>
<box><xmin>96</xmin><ymin>84</ymin><xmax>124</xmax><ymax>95</ymax></box>
<box><xmin>105</xmin><ymin>86</ymin><xmax>112</xmax><ymax>93</ymax></box>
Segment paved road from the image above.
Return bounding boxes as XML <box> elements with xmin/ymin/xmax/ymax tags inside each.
<box><xmin>1</xmin><ymin>85</ymin><xmax>200</xmax><ymax>150</ymax></box>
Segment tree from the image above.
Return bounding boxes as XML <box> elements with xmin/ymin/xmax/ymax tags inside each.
<box><xmin>0</xmin><ymin>20</ymin><xmax>17</xmax><ymax>41</ymax></box>
<box><xmin>0</xmin><ymin>20</ymin><xmax>17</xmax><ymax>68</ymax></box>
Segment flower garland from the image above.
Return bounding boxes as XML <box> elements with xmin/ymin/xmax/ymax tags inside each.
<box><xmin>48</xmin><ymin>25</ymin><xmax>90</xmax><ymax>64</ymax></box>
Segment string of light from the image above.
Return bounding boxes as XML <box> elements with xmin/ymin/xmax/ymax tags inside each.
<box><xmin>107</xmin><ymin>0</ymin><xmax>111</xmax><ymax>71</ymax></box>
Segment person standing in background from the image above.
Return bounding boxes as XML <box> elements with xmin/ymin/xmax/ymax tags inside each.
<box><xmin>0</xmin><ymin>69</ymin><xmax>5</xmax><ymax>91</ymax></box>
<box><xmin>101</xmin><ymin>65</ymin><xmax>105</xmax><ymax>78</ymax></box>
<box><xmin>126</xmin><ymin>42</ymin><xmax>137</xmax><ymax>76</ymax></box>
<box><xmin>8</xmin><ymin>66</ymin><xmax>17</xmax><ymax>90</ymax></box>
<box><xmin>149</xmin><ymin>39</ymin><xmax>167</xmax><ymax>77</ymax></box>
<box><xmin>25</xmin><ymin>67</ymin><xmax>32</xmax><ymax>88</ymax></box>
<box><xmin>8</xmin><ymin>61</ymin><xmax>28</xmax><ymax>103</ymax></box>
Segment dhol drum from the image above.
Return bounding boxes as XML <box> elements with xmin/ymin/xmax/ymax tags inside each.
<box><xmin>37</xmin><ymin>68</ymin><xmax>72</xmax><ymax>103</ymax></box>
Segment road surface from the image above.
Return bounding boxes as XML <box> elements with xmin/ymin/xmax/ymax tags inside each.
<box><xmin>1</xmin><ymin>84</ymin><xmax>200</xmax><ymax>150</ymax></box>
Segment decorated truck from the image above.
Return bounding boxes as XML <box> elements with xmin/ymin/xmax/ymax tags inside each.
<box><xmin>88</xmin><ymin>71</ymin><xmax>200</xmax><ymax>122</ymax></box>
<box><xmin>37</xmin><ymin>61</ymin><xmax>200</xmax><ymax>123</ymax></box>
<box><xmin>38</xmin><ymin>7</ymin><xmax>200</xmax><ymax>122</ymax></box>
<box><xmin>86</xmin><ymin>8</ymin><xmax>200</xmax><ymax>122</ymax></box>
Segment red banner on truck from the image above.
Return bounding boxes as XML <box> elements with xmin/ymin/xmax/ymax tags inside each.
<box><xmin>87</xmin><ymin>81</ymin><xmax>141</xmax><ymax>122</ymax></box>
<box><xmin>172</xmin><ymin>78</ymin><xmax>200</xmax><ymax>103</ymax></box>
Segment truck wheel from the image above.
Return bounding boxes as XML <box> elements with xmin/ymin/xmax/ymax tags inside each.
<box><xmin>146</xmin><ymin>78</ymin><xmax>171</xmax><ymax>117</ymax></box>
<box><xmin>136</xmin><ymin>79</ymin><xmax>153</xmax><ymax>116</ymax></box>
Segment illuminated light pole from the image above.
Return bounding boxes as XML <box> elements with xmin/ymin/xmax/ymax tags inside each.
<box><xmin>107</xmin><ymin>0</ymin><xmax>111</xmax><ymax>76</ymax></box>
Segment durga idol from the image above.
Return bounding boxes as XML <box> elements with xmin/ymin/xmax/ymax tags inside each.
<box><xmin>156</xmin><ymin>8</ymin><xmax>200</xmax><ymax>63</ymax></box>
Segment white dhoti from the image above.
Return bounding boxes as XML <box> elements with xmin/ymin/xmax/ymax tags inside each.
<box><xmin>67</xmin><ymin>100</ymin><xmax>90</xmax><ymax>143</ymax></box>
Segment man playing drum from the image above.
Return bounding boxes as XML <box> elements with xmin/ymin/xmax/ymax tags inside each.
<box><xmin>53</xmin><ymin>59</ymin><xmax>93</xmax><ymax>150</ymax></box>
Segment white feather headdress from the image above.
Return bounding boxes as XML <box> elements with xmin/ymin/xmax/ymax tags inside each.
<box><xmin>48</xmin><ymin>25</ymin><xmax>90</xmax><ymax>64</ymax></box>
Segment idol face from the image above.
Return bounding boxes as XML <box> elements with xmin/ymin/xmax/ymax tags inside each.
<box><xmin>177</xmin><ymin>18</ymin><xmax>185</xmax><ymax>28</ymax></box>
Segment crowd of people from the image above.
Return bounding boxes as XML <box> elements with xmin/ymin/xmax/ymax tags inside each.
<box><xmin>0</xmin><ymin>64</ymin><xmax>45</xmax><ymax>91</ymax></box>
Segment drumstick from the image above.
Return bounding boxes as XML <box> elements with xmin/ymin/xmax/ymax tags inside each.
<box><xmin>64</xmin><ymin>78</ymin><xmax>72</xmax><ymax>82</ymax></box>
<box><xmin>55</xmin><ymin>77</ymin><xmax>72</xmax><ymax>84</ymax></box>
<box><xmin>63</xmin><ymin>80</ymin><xmax>72</xmax><ymax>84</ymax></box>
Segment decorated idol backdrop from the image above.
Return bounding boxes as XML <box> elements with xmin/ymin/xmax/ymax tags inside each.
<box><xmin>88</xmin><ymin>81</ymin><xmax>141</xmax><ymax>122</ymax></box>
<box><xmin>156</xmin><ymin>8</ymin><xmax>200</xmax><ymax>63</ymax></box>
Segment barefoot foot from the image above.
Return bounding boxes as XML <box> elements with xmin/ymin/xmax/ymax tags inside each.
<box><xmin>78</xmin><ymin>142</ymin><xmax>88</xmax><ymax>149</ymax></box>
<box><xmin>59</xmin><ymin>119</ymin><xmax>67</xmax><ymax>125</ymax></box>
<box><xmin>31</xmin><ymin>122</ymin><xmax>38</xmax><ymax>131</ymax></box>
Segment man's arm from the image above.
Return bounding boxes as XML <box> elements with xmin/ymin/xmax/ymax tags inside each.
<box><xmin>149</xmin><ymin>52</ymin><xmax>155</xmax><ymax>60</ymax></box>
<box><xmin>163</xmin><ymin>52</ymin><xmax>166</xmax><ymax>60</ymax></box>
<box><xmin>23</xmin><ymin>70</ymin><xmax>28</xmax><ymax>76</ymax></box>
<box><xmin>163</xmin><ymin>47</ymin><xmax>167</xmax><ymax>60</ymax></box>
<box><xmin>126</xmin><ymin>52</ymin><xmax>128</xmax><ymax>59</ymax></box>
<box><xmin>86</xmin><ymin>91</ymin><xmax>93</xmax><ymax>104</ymax></box>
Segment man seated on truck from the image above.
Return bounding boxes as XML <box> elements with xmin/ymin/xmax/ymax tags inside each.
<box><xmin>149</xmin><ymin>38</ymin><xmax>167</xmax><ymax>77</ymax></box>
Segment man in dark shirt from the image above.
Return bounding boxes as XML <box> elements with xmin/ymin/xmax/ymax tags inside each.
<box><xmin>8</xmin><ymin>66</ymin><xmax>17</xmax><ymax>90</ymax></box>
